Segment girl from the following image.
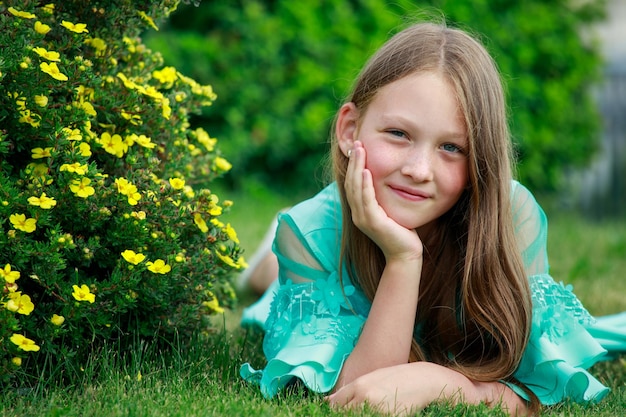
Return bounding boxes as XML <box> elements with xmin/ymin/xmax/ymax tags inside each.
<box><xmin>240</xmin><ymin>22</ymin><xmax>623</xmax><ymax>415</ymax></box>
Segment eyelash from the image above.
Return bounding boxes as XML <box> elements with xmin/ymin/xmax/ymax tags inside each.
<box><xmin>387</xmin><ymin>130</ymin><xmax>465</xmax><ymax>154</ymax></box>
<box><xmin>388</xmin><ymin>129</ymin><xmax>406</xmax><ymax>138</ymax></box>
<box><xmin>441</xmin><ymin>143</ymin><xmax>463</xmax><ymax>153</ymax></box>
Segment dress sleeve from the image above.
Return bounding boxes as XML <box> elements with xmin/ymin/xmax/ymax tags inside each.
<box><xmin>240</xmin><ymin>212</ymin><xmax>367</xmax><ymax>398</ymax></box>
<box><xmin>508</xmin><ymin>182</ymin><xmax>610</xmax><ymax>405</ymax></box>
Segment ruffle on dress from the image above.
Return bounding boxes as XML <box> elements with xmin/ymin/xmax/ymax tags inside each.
<box><xmin>510</xmin><ymin>274</ymin><xmax>610</xmax><ymax>404</ymax></box>
<box><xmin>240</xmin><ymin>277</ymin><xmax>366</xmax><ymax>398</ymax></box>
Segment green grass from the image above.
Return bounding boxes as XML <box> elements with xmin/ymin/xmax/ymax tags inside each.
<box><xmin>2</xmin><ymin>184</ymin><xmax>625</xmax><ymax>417</ymax></box>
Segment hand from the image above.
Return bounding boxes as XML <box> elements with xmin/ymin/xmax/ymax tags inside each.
<box><xmin>327</xmin><ymin>362</ymin><xmax>527</xmax><ymax>416</ymax></box>
<box><xmin>344</xmin><ymin>141</ymin><xmax>423</xmax><ymax>261</ymax></box>
<box><xmin>326</xmin><ymin>363</ymin><xmax>440</xmax><ymax>416</ymax></box>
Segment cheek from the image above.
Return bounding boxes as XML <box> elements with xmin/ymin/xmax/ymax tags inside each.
<box><xmin>362</xmin><ymin>141</ymin><xmax>396</xmax><ymax>179</ymax></box>
<box><xmin>445</xmin><ymin>165</ymin><xmax>469</xmax><ymax>196</ymax></box>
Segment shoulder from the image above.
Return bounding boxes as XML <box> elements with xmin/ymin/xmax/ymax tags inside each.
<box><xmin>510</xmin><ymin>180</ymin><xmax>549</xmax><ymax>273</ymax></box>
<box><xmin>510</xmin><ymin>180</ymin><xmax>547</xmax><ymax>225</ymax></box>
<box><xmin>282</xmin><ymin>182</ymin><xmax>342</xmax><ymax>235</ymax></box>
<box><xmin>274</xmin><ymin>183</ymin><xmax>343</xmax><ymax>272</ymax></box>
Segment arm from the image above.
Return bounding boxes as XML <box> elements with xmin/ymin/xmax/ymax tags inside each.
<box><xmin>336</xmin><ymin>141</ymin><xmax>424</xmax><ymax>387</ymax></box>
<box><xmin>328</xmin><ymin>362</ymin><xmax>528</xmax><ymax>416</ymax></box>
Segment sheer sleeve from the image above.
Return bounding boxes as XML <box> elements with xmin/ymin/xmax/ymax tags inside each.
<box><xmin>508</xmin><ymin>181</ymin><xmax>609</xmax><ymax>405</ymax></box>
<box><xmin>240</xmin><ymin>185</ymin><xmax>369</xmax><ymax>398</ymax></box>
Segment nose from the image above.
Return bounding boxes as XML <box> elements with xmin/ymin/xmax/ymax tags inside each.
<box><xmin>400</xmin><ymin>146</ymin><xmax>434</xmax><ymax>182</ymax></box>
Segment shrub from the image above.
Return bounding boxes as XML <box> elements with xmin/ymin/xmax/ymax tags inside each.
<box><xmin>0</xmin><ymin>0</ymin><xmax>244</xmax><ymax>386</ymax></box>
<box><xmin>147</xmin><ymin>0</ymin><xmax>606</xmax><ymax>194</ymax></box>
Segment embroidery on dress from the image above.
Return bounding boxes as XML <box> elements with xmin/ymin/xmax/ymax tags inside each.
<box><xmin>311</xmin><ymin>271</ymin><xmax>355</xmax><ymax>316</ymax></box>
<box><xmin>529</xmin><ymin>274</ymin><xmax>595</xmax><ymax>342</ymax></box>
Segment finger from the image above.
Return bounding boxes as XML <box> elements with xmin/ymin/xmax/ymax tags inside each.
<box><xmin>360</xmin><ymin>168</ymin><xmax>379</xmax><ymax>218</ymax></box>
<box><xmin>325</xmin><ymin>387</ymin><xmax>354</xmax><ymax>408</ymax></box>
<box><xmin>344</xmin><ymin>142</ymin><xmax>365</xmax><ymax>216</ymax></box>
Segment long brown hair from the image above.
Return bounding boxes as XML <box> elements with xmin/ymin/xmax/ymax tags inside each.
<box><xmin>330</xmin><ymin>21</ymin><xmax>533</xmax><ymax>402</ymax></box>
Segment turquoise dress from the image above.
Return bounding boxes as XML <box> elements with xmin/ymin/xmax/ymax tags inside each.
<box><xmin>240</xmin><ymin>181</ymin><xmax>626</xmax><ymax>405</ymax></box>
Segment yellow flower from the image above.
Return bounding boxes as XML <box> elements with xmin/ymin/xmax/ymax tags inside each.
<box><xmin>62</xmin><ymin>127</ymin><xmax>82</xmax><ymax>141</ymax></box>
<box><xmin>72</xmin><ymin>284</ymin><xmax>95</xmax><ymax>303</ymax></box>
<box><xmin>193</xmin><ymin>213</ymin><xmax>208</xmax><ymax>233</ymax></box>
<box><xmin>42</xmin><ymin>4</ymin><xmax>55</xmax><ymax>14</ymax></box>
<box><xmin>117</xmin><ymin>72</ymin><xmax>138</xmax><ymax>90</ymax></box>
<box><xmin>114</xmin><ymin>177</ymin><xmax>141</xmax><ymax>205</ymax></box>
<box><xmin>12</xmin><ymin>357</ymin><xmax>22</xmax><ymax>366</ymax></box>
<box><xmin>216</xmin><ymin>251</ymin><xmax>239</xmax><ymax>269</ymax></box>
<box><xmin>31</xmin><ymin>147</ymin><xmax>53</xmax><ymax>159</ymax></box>
<box><xmin>223</xmin><ymin>223</ymin><xmax>239</xmax><ymax>244</ymax></box>
<box><xmin>8</xmin><ymin>7</ymin><xmax>36</xmax><ymax>19</ymax></box>
<box><xmin>10</xmin><ymin>334</ymin><xmax>40</xmax><ymax>352</ymax></box>
<box><xmin>237</xmin><ymin>256</ymin><xmax>248</xmax><ymax>269</ymax></box>
<box><xmin>115</xmin><ymin>177</ymin><xmax>132</xmax><ymax>194</ymax></box>
<box><xmin>78</xmin><ymin>142</ymin><xmax>92</xmax><ymax>157</ymax></box>
<box><xmin>40</xmin><ymin>62</ymin><xmax>68</xmax><ymax>81</ymax></box>
<box><xmin>99</xmin><ymin>132</ymin><xmax>126</xmax><ymax>157</ymax></box>
<box><xmin>26</xmin><ymin>163</ymin><xmax>48</xmax><ymax>180</ymax></box>
<box><xmin>208</xmin><ymin>204</ymin><xmax>222</xmax><ymax>216</ymax></box>
<box><xmin>18</xmin><ymin>110</ymin><xmax>41</xmax><ymax>128</ymax></box>
<box><xmin>133</xmin><ymin>134</ymin><xmax>155</xmax><ymax>149</ymax></box>
<box><xmin>161</xmin><ymin>97</ymin><xmax>171</xmax><ymax>119</ymax></box>
<box><xmin>13</xmin><ymin>94</ymin><xmax>27</xmax><ymax>110</ymax></box>
<box><xmin>183</xmin><ymin>186</ymin><xmax>195</xmax><ymax>199</ymax></box>
<box><xmin>138</xmin><ymin>11</ymin><xmax>159</xmax><ymax>31</ymax></box>
<box><xmin>61</xmin><ymin>20</ymin><xmax>89</xmax><ymax>34</ymax></box>
<box><xmin>131</xmin><ymin>211</ymin><xmax>146</xmax><ymax>220</ymax></box>
<box><xmin>9</xmin><ymin>213</ymin><xmax>37</xmax><ymax>233</ymax></box>
<box><xmin>60</xmin><ymin>162</ymin><xmax>88</xmax><ymax>175</ymax></box>
<box><xmin>146</xmin><ymin>259</ymin><xmax>171</xmax><ymax>274</ymax></box>
<box><xmin>195</xmin><ymin>128</ymin><xmax>217</xmax><ymax>152</ymax></box>
<box><xmin>75</xmin><ymin>100</ymin><xmax>96</xmax><ymax>117</ymax></box>
<box><xmin>32</xmin><ymin>47</ymin><xmax>61</xmax><ymax>62</ymax></box>
<box><xmin>85</xmin><ymin>37</ymin><xmax>107</xmax><ymax>55</ymax></box>
<box><xmin>34</xmin><ymin>21</ymin><xmax>51</xmax><ymax>34</ymax></box>
<box><xmin>6</xmin><ymin>293</ymin><xmax>35</xmax><ymax>315</ymax></box>
<box><xmin>51</xmin><ymin>314</ymin><xmax>65</xmax><ymax>326</ymax></box>
<box><xmin>202</xmin><ymin>298</ymin><xmax>224</xmax><ymax>314</ymax></box>
<box><xmin>152</xmin><ymin>67</ymin><xmax>177</xmax><ymax>85</ymax></box>
<box><xmin>121</xmin><ymin>111</ymin><xmax>142</xmax><ymax>125</ymax></box>
<box><xmin>0</xmin><ymin>264</ymin><xmax>20</xmax><ymax>283</ymax></box>
<box><xmin>34</xmin><ymin>94</ymin><xmax>49</xmax><ymax>107</ymax></box>
<box><xmin>121</xmin><ymin>250</ymin><xmax>146</xmax><ymax>265</ymax></box>
<box><xmin>28</xmin><ymin>192</ymin><xmax>57</xmax><ymax>209</ymax></box>
<box><xmin>70</xmin><ymin>177</ymin><xmax>95</xmax><ymax>198</ymax></box>
<box><xmin>168</xmin><ymin>177</ymin><xmax>185</xmax><ymax>190</ymax></box>
<box><xmin>213</xmin><ymin>157</ymin><xmax>232</xmax><ymax>173</ymax></box>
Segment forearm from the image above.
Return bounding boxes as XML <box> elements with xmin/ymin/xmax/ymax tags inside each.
<box><xmin>328</xmin><ymin>361</ymin><xmax>529</xmax><ymax>416</ymax></box>
<box><xmin>337</xmin><ymin>258</ymin><xmax>421</xmax><ymax>387</ymax></box>
<box><xmin>420</xmin><ymin>362</ymin><xmax>528</xmax><ymax>416</ymax></box>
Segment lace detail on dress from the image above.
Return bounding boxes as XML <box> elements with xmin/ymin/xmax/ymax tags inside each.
<box><xmin>264</xmin><ymin>277</ymin><xmax>361</xmax><ymax>358</ymax></box>
<box><xmin>529</xmin><ymin>274</ymin><xmax>595</xmax><ymax>341</ymax></box>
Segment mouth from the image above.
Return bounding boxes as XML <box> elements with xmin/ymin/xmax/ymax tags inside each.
<box><xmin>388</xmin><ymin>185</ymin><xmax>431</xmax><ymax>201</ymax></box>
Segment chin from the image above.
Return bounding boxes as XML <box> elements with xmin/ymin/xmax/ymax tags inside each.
<box><xmin>393</xmin><ymin>216</ymin><xmax>430</xmax><ymax>231</ymax></box>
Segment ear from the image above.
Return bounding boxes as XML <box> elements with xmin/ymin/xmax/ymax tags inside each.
<box><xmin>336</xmin><ymin>102</ymin><xmax>359</xmax><ymax>157</ymax></box>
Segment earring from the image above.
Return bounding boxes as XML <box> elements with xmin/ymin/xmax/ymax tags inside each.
<box><xmin>347</xmin><ymin>149</ymin><xmax>352</xmax><ymax>158</ymax></box>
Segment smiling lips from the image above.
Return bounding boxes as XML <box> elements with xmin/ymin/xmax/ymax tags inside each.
<box><xmin>389</xmin><ymin>185</ymin><xmax>431</xmax><ymax>201</ymax></box>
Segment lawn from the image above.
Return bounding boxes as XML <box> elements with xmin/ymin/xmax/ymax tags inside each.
<box><xmin>2</xmin><ymin>183</ymin><xmax>625</xmax><ymax>417</ymax></box>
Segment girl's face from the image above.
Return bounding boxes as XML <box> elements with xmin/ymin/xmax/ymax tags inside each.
<box><xmin>338</xmin><ymin>72</ymin><xmax>469</xmax><ymax>233</ymax></box>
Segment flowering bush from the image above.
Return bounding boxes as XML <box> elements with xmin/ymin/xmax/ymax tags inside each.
<box><xmin>0</xmin><ymin>0</ymin><xmax>245</xmax><ymax>385</ymax></box>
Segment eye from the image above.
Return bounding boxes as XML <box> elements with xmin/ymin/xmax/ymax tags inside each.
<box><xmin>441</xmin><ymin>143</ymin><xmax>464</xmax><ymax>153</ymax></box>
<box><xmin>387</xmin><ymin>129</ymin><xmax>407</xmax><ymax>138</ymax></box>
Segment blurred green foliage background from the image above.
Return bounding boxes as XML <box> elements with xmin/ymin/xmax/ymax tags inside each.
<box><xmin>146</xmin><ymin>0</ymin><xmax>606</xmax><ymax>195</ymax></box>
